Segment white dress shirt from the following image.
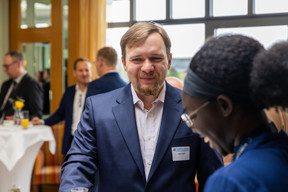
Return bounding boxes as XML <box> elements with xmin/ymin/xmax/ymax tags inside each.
<box><xmin>71</xmin><ymin>84</ymin><xmax>87</xmax><ymax>135</ymax></box>
<box><xmin>131</xmin><ymin>83</ymin><xmax>166</xmax><ymax>180</ymax></box>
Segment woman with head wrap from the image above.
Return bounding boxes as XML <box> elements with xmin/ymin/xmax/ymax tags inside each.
<box><xmin>182</xmin><ymin>35</ymin><xmax>288</xmax><ymax>192</ymax></box>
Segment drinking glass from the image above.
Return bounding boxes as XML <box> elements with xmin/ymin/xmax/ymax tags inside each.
<box><xmin>20</xmin><ymin>110</ymin><xmax>29</xmax><ymax>129</ymax></box>
<box><xmin>70</xmin><ymin>187</ymin><xmax>89</xmax><ymax>192</ymax></box>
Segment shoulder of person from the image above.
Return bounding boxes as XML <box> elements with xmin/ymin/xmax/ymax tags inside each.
<box><xmin>2</xmin><ymin>79</ymin><xmax>12</xmax><ymax>86</ymax></box>
<box><xmin>23</xmin><ymin>74</ymin><xmax>42</xmax><ymax>88</ymax></box>
<box><xmin>88</xmin><ymin>85</ymin><xmax>127</xmax><ymax>102</ymax></box>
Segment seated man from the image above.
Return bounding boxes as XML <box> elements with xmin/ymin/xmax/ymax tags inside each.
<box><xmin>0</xmin><ymin>51</ymin><xmax>43</xmax><ymax>122</ymax></box>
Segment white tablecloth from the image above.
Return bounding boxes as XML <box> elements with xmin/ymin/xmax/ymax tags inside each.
<box><xmin>0</xmin><ymin>125</ymin><xmax>56</xmax><ymax>192</ymax></box>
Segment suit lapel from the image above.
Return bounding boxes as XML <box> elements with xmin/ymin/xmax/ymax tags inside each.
<box><xmin>68</xmin><ymin>86</ymin><xmax>76</xmax><ymax>130</ymax></box>
<box><xmin>0</xmin><ymin>80</ymin><xmax>13</xmax><ymax>116</ymax></box>
<box><xmin>147</xmin><ymin>84</ymin><xmax>183</xmax><ymax>181</ymax></box>
<box><xmin>112</xmin><ymin>85</ymin><xmax>145</xmax><ymax>179</ymax></box>
<box><xmin>0</xmin><ymin>80</ymin><xmax>13</xmax><ymax>103</ymax></box>
<box><xmin>13</xmin><ymin>73</ymin><xmax>29</xmax><ymax>96</ymax></box>
<box><xmin>12</xmin><ymin>75</ymin><xmax>23</xmax><ymax>98</ymax></box>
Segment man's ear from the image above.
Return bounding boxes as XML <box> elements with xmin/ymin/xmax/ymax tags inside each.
<box><xmin>168</xmin><ymin>53</ymin><xmax>172</xmax><ymax>70</ymax></box>
<box><xmin>99</xmin><ymin>58</ymin><xmax>104</xmax><ymax>67</ymax></box>
<box><xmin>216</xmin><ymin>94</ymin><xmax>233</xmax><ymax>117</ymax></box>
<box><xmin>121</xmin><ymin>57</ymin><xmax>127</xmax><ymax>71</ymax></box>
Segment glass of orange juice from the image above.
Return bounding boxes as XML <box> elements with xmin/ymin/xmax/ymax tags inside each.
<box><xmin>20</xmin><ymin>110</ymin><xmax>29</xmax><ymax>129</ymax></box>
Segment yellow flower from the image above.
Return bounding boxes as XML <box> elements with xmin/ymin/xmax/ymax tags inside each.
<box><xmin>15</xmin><ymin>100</ymin><xmax>24</xmax><ymax>109</ymax></box>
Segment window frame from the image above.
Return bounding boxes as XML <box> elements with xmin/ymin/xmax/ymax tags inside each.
<box><xmin>106</xmin><ymin>0</ymin><xmax>288</xmax><ymax>81</ymax></box>
<box><xmin>107</xmin><ymin>0</ymin><xmax>288</xmax><ymax>39</ymax></box>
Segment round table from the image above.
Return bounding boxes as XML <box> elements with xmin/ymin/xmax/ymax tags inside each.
<box><xmin>0</xmin><ymin>124</ymin><xmax>55</xmax><ymax>192</ymax></box>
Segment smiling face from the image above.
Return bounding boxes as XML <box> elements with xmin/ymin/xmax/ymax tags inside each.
<box><xmin>73</xmin><ymin>60</ymin><xmax>92</xmax><ymax>86</ymax></box>
<box><xmin>182</xmin><ymin>91</ymin><xmax>234</xmax><ymax>156</ymax></box>
<box><xmin>122</xmin><ymin>32</ymin><xmax>172</xmax><ymax>97</ymax></box>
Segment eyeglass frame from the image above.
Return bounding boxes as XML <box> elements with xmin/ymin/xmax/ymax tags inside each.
<box><xmin>181</xmin><ymin>101</ymin><xmax>210</xmax><ymax>129</ymax></box>
<box><xmin>2</xmin><ymin>61</ymin><xmax>18</xmax><ymax>69</ymax></box>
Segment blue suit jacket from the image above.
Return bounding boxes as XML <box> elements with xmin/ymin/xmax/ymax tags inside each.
<box><xmin>60</xmin><ymin>83</ymin><xmax>223</xmax><ymax>192</ymax></box>
<box><xmin>86</xmin><ymin>72</ymin><xmax>127</xmax><ymax>98</ymax></box>
<box><xmin>44</xmin><ymin>85</ymin><xmax>75</xmax><ymax>155</ymax></box>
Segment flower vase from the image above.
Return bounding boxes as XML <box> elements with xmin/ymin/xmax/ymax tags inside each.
<box><xmin>14</xmin><ymin>109</ymin><xmax>21</xmax><ymax>125</ymax></box>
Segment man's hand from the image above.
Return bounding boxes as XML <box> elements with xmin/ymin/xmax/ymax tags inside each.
<box><xmin>31</xmin><ymin>116</ymin><xmax>44</xmax><ymax>125</ymax></box>
<box><xmin>5</xmin><ymin>116</ymin><xmax>14</xmax><ymax>120</ymax></box>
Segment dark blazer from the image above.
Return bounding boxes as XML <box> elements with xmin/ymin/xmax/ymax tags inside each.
<box><xmin>0</xmin><ymin>73</ymin><xmax>43</xmax><ymax>119</ymax></box>
<box><xmin>44</xmin><ymin>85</ymin><xmax>75</xmax><ymax>155</ymax></box>
<box><xmin>42</xmin><ymin>81</ymin><xmax>50</xmax><ymax>115</ymax></box>
<box><xmin>59</xmin><ymin>83</ymin><xmax>223</xmax><ymax>192</ymax></box>
<box><xmin>86</xmin><ymin>72</ymin><xmax>127</xmax><ymax>98</ymax></box>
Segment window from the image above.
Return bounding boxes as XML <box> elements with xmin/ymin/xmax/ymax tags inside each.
<box><xmin>255</xmin><ymin>0</ymin><xmax>288</xmax><ymax>14</ymax></box>
<box><xmin>164</xmin><ymin>24</ymin><xmax>205</xmax><ymax>78</ymax></box>
<box><xmin>106</xmin><ymin>0</ymin><xmax>130</xmax><ymax>23</ymax></box>
<box><xmin>107</xmin><ymin>0</ymin><xmax>288</xmax><ymax>82</ymax></box>
<box><xmin>21</xmin><ymin>0</ymin><xmax>51</xmax><ymax>28</ymax></box>
<box><xmin>172</xmin><ymin>0</ymin><xmax>205</xmax><ymax>19</ymax></box>
<box><xmin>136</xmin><ymin>0</ymin><xmax>166</xmax><ymax>21</ymax></box>
<box><xmin>216</xmin><ymin>25</ymin><xmax>288</xmax><ymax>48</ymax></box>
<box><xmin>212</xmin><ymin>0</ymin><xmax>247</xmax><ymax>16</ymax></box>
<box><xmin>106</xmin><ymin>27</ymin><xmax>130</xmax><ymax>82</ymax></box>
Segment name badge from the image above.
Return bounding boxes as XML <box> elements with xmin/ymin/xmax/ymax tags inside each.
<box><xmin>171</xmin><ymin>146</ymin><xmax>190</xmax><ymax>161</ymax></box>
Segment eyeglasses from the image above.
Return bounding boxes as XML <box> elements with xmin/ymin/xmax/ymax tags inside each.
<box><xmin>2</xmin><ymin>61</ymin><xmax>17</xmax><ymax>69</ymax></box>
<box><xmin>181</xmin><ymin>101</ymin><xmax>210</xmax><ymax>128</ymax></box>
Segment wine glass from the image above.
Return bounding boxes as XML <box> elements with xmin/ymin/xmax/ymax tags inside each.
<box><xmin>70</xmin><ymin>187</ymin><xmax>89</xmax><ymax>192</ymax></box>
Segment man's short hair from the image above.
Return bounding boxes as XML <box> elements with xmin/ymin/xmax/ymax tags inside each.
<box><xmin>97</xmin><ymin>47</ymin><xmax>118</xmax><ymax>67</ymax></box>
<box><xmin>120</xmin><ymin>22</ymin><xmax>171</xmax><ymax>62</ymax></box>
<box><xmin>73</xmin><ymin>58</ymin><xmax>90</xmax><ymax>70</ymax></box>
<box><xmin>6</xmin><ymin>51</ymin><xmax>24</xmax><ymax>63</ymax></box>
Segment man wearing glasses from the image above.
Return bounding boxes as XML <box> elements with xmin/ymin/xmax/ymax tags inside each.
<box><xmin>0</xmin><ymin>51</ymin><xmax>43</xmax><ymax>122</ymax></box>
<box><xmin>60</xmin><ymin>22</ymin><xmax>223</xmax><ymax>192</ymax></box>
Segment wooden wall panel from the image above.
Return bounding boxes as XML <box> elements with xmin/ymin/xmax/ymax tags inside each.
<box><xmin>68</xmin><ymin>0</ymin><xmax>106</xmax><ymax>85</ymax></box>
<box><xmin>9</xmin><ymin>0</ymin><xmax>63</xmax><ymax>113</ymax></box>
<box><xmin>9</xmin><ymin>0</ymin><xmax>106</xmax><ymax>112</ymax></box>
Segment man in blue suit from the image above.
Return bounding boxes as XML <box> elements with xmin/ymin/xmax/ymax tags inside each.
<box><xmin>59</xmin><ymin>22</ymin><xmax>223</xmax><ymax>192</ymax></box>
<box><xmin>32</xmin><ymin>58</ymin><xmax>92</xmax><ymax>155</ymax></box>
<box><xmin>86</xmin><ymin>46</ymin><xmax>127</xmax><ymax>98</ymax></box>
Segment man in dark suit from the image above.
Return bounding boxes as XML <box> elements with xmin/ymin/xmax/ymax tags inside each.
<box><xmin>0</xmin><ymin>51</ymin><xmax>43</xmax><ymax>122</ymax></box>
<box><xmin>42</xmin><ymin>69</ymin><xmax>51</xmax><ymax>115</ymax></box>
<box><xmin>59</xmin><ymin>22</ymin><xmax>223</xmax><ymax>192</ymax></box>
<box><xmin>86</xmin><ymin>46</ymin><xmax>127</xmax><ymax>98</ymax></box>
<box><xmin>32</xmin><ymin>58</ymin><xmax>92</xmax><ymax>155</ymax></box>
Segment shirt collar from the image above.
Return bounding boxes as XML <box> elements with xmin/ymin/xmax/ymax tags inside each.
<box><xmin>75</xmin><ymin>84</ymin><xmax>87</xmax><ymax>94</ymax></box>
<box><xmin>106</xmin><ymin>70</ymin><xmax>117</xmax><ymax>74</ymax></box>
<box><xmin>13</xmin><ymin>71</ymin><xmax>27</xmax><ymax>84</ymax></box>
